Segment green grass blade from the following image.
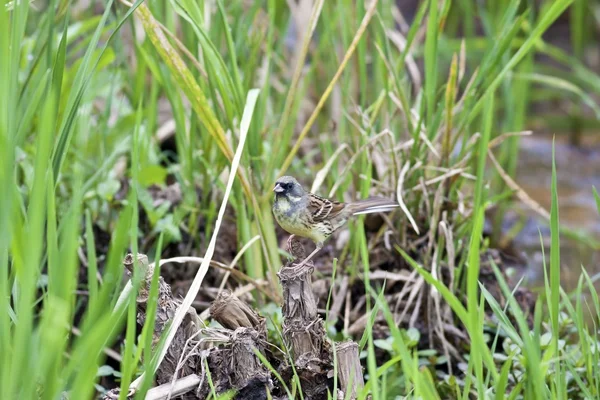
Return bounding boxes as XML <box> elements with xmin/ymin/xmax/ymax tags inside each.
<box><xmin>216</xmin><ymin>0</ymin><xmax>244</xmax><ymax>97</ymax></box>
<box><xmin>424</xmin><ymin>0</ymin><xmax>439</xmax><ymax>129</ymax></box>
<box><xmin>549</xmin><ymin>137</ymin><xmax>564</xmax><ymax>397</ymax></box>
<box><xmin>85</xmin><ymin>210</ymin><xmax>99</xmax><ymax>312</ymax></box>
<box><xmin>495</xmin><ymin>356</ymin><xmax>514</xmax><ymax>400</ymax></box>
<box><xmin>467</xmin><ymin>92</ymin><xmax>496</xmax><ymax>394</ymax></box>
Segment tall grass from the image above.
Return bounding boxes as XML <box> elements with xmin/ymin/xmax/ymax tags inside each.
<box><xmin>2</xmin><ymin>0</ymin><xmax>600</xmax><ymax>398</ymax></box>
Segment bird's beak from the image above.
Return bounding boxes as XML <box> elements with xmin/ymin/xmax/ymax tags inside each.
<box><xmin>273</xmin><ymin>183</ymin><xmax>284</xmax><ymax>193</ymax></box>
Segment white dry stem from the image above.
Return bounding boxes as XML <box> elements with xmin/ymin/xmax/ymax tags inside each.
<box><xmin>137</xmin><ymin>256</ymin><xmax>264</xmax><ymax>290</ymax></box>
<box><xmin>344</xmin><ymin>290</ymin><xmax>352</xmax><ymax>335</ymax></box>
<box><xmin>328</xmin><ymin>130</ymin><xmax>395</xmax><ymax>197</ymax></box>
<box><xmin>368</xmin><ymin>270</ymin><xmax>414</xmax><ymax>283</ymax></box>
<box><xmin>426</xmin><ymin>184</ymin><xmax>445</xmax><ymax>258</ymax></box>
<box><xmin>144</xmin><ymin>374</ymin><xmax>201</xmax><ymax>400</ymax></box>
<box><xmin>311</xmin><ymin>144</ymin><xmax>349</xmax><ymax>193</ymax></box>
<box><xmin>458</xmin><ymin>39</ymin><xmax>467</xmax><ymax>83</ymax></box>
<box><xmin>407</xmin><ymin>168</ymin><xmax>470</xmax><ymax>195</ymax></box>
<box><xmin>167</xmin><ymin>330</ymin><xmax>203</xmax><ymax>400</ymax></box>
<box><xmin>429</xmin><ymin>242</ymin><xmax>453</xmax><ymax>375</ymax></box>
<box><xmin>147</xmin><ymin>255</ymin><xmax>263</xmax><ymax>295</ymax></box>
<box><xmin>217</xmin><ymin>234</ymin><xmax>261</xmax><ymax>294</ymax></box>
<box><xmin>488</xmin><ymin>130</ymin><xmax>533</xmax><ymax>149</ymax></box>
<box><xmin>128</xmin><ymin>89</ymin><xmax>260</xmax><ymax>394</ymax></box>
<box><xmin>439</xmin><ymin>219</ymin><xmax>456</xmax><ymax>284</ymax></box>
<box><xmin>388</xmin><ymin>92</ymin><xmax>414</xmax><ymax>131</ymax></box>
<box><xmin>393</xmin><ymin>268</ymin><xmax>418</xmax><ymax>314</ymax></box>
<box><xmin>391</xmin><ymin>4</ymin><xmax>410</xmax><ymax>33</ymax></box>
<box><xmin>385</xmin><ymin>29</ymin><xmax>422</xmax><ymax>89</ymax></box>
<box><xmin>487</xmin><ymin>149</ymin><xmax>551</xmax><ymax>220</ymax></box>
<box><xmin>396</xmin><ymin>274</ymin><xmax>424</xmax><ymax>325</ymax></box>
<box><xmin>420</xmin><ymin>178</ymin><xmax>432</xmax><ymax>226</ymax></box>
<box><xmin>396</xmin><ymin>161</ymin><xmax>420</xmax><ymax>234</ymax></box>
<box><xmin>393</xmin><ymin>138</ymin><xmax>415</xmax><ymax>152</ymax></box>
<box><xmin>453</xmin><ymin>67</ymin><xmax>479</xmax><ymax>114</ymax></box>
<box><xmin>410</xmin><ymin>110</ymin><xmax>440</xmax><ymax>159</ymax></box>
<box><xmin>156</xmin><ymin>119</ymin><xmax>177</xmax><ymax>144</ymax></box>
<box><xmin>409</xmin><ymin>286</ymin><xmax>424</xmax><ymax>328</ymax></box>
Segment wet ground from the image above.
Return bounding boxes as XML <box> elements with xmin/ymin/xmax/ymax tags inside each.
<box><xmin>509</xmin><ymin>134</ymin><xmax>600</xmax><ymax>290</ymax></box>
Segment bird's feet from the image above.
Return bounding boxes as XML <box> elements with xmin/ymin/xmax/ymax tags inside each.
<box><xmin>286</xmin><ymin>235</ymin><xmax>307</xmax><ymax>261</ymax></box>
<box><xmin>291</xmin><ymin>244</ymin><xmax>321</xmax><ymax>269</ymax></box>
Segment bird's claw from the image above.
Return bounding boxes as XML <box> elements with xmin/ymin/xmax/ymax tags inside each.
<box><xmin>286</xmin><ymin>235</ymin><xmax>307</xmax><ymax>260</ymax></box>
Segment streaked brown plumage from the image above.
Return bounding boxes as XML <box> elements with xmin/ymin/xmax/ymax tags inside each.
<box><xmin>272</xmin><ymin>176</ymin><xmax>398</xmax><ymax>267</ymax></box>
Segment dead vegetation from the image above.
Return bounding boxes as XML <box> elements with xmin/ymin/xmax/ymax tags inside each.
<box><xmin>103</xmin><ymin>233</ymin><xmax>370</xmax><ymax>399</ymax></box>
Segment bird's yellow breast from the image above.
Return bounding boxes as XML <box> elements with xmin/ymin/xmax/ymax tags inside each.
<box><xmin>276</xmin><ymin>217</ymin><xmax>329</xmax><ymax>244</ymax></box>
<box><xmin>273</xmin><ymin>197</ymin><xmax>329</xmax><ymax>244</ymax></box>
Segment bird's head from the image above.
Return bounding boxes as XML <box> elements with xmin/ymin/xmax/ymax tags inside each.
<box><xmin>273</xmin><ymin>176</ymin><xmax>306</xmax><ymax>201</ymax></box>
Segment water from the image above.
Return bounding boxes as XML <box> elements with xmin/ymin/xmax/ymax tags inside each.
<box><xmin>510</xmin><ymin>135</ymin><xmax>600</xmax><ymax>289</ymax></box>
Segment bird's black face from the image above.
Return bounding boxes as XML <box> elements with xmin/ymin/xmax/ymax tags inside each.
<box><xmin>273</xmin><ymin>176</ymin><xmax>305</xmax><ymax>199</ymax></box>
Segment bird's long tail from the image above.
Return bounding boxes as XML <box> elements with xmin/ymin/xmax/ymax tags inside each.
<box><xmin>348</xmin><ymin>197</ymin><xmax>399</xmax><ymax>215</ymax></box>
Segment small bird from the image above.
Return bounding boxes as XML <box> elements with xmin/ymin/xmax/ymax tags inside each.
<box><xmin>272</xmin><ymin>176</ymin><xmax>399</xmax><ymax>268</ymax></box>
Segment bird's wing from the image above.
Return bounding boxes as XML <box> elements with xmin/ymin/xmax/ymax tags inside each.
<box><xmin>308</xmin><ymin>193</ymin><xmax>346</xmax><ymax>222</ymax></box>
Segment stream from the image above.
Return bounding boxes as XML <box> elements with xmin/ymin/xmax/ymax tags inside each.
<box><xmin>510</xmin><ymin>134</ymin><xmax>600</xmax><ymax>290</ymax></box>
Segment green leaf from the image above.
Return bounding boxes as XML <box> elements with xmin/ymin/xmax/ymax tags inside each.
<box><xmin>138</xmin><ymin>165</ymin><xmax>168</xmax><ymax>187</ymax></box>
<box><xmin>97</xmin><ymin>179</ymin><xmax>121</xmax><ymax>201</ymax></box>
<box><xmin>154</xmin><ymin>215</ymin><xmax>181</xmax><ymax>241</ymax></box>
<box><xmin>96</xmin><ymin>365</ymin><xmax>115</xmax><ymax>377</ymax></box>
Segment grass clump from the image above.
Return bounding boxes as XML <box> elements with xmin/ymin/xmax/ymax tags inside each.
<box><xmin>2</xmin><ymin>0</ymin><xmax>600</xmax><ymax>398</ymax></box>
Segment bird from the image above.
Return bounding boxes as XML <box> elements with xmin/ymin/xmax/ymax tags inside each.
<box><xmin>272</xmin><ymin>175</ymin><xmax>399</xmax><ymax>268</ymax></box>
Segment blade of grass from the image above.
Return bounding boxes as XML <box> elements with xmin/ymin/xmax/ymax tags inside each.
<box><xmin>216</xmin><ymin>0</ymin><xmax>244</xmax><ymax>104</ymax></box>
<box><xmin>549</xmin><ymin>137</ymin><xmax>565</xmax><ymax>398</ymax></box>
<box><xmin>495</xmin><ymin>355</ymin><xmax>514</xmax><ymax>400</ymax></box>
<box><xmin>424</xmin><ymin>0</ymin><xmax>439</xmax><ymax>131</ymax></box>
<box><xmin>514</xmin><ymin>72</ymin><xmax>600</xmax><ymax>119</ymax></box>
<box><xmin>0</xmin><ymin>0</ymin><xmax>13</xmax><ymax>392</ymax></box>
<box><xmin>8</xmin><ymin>90</ymin><xmax>55</xmax><ymax>398</ymax></box>
<box><xmin>366</xmin><ymin>285</ymin><xmax>416</xmax><ymax>396</ymax></box>
<box><xmin>466</xmin><ymin>92</ymin><xmax>495</xmax><ymax>395</ymax></box>
<box><xmin>43</xmin><ymin>172</ymin><xmax>83</xmax><ymax>400</ymax></box>
<box><xmin>593</xmin><ymin>186</ymin><xmax>600</xmax><ymax>215</ymax></box>
<box><xmin>85</xmin><ymin>210</ymin><xmax>99</xmax><ymax>312</ymax></box>
<box><xmin>570</xmin><ymin>0</ymin><xmax>587</xmax><ymax>59</ymax></box>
